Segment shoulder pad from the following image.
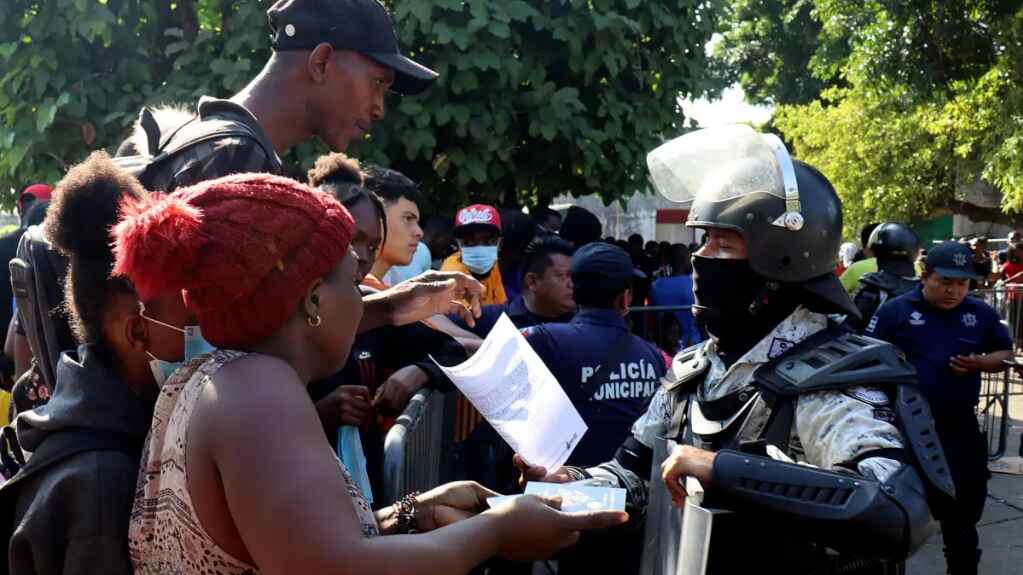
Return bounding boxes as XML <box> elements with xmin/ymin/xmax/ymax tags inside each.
<box><xmin>663</xmin><ymin>342</ymin><xmax>709</xmax><ymax>391</ymax></box>
<box><xmin>755</xmin><ymin>328</ymin><xmax>916</xmax><ymax>397</ymax></box>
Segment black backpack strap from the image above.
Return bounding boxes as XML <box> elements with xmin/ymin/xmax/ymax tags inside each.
<box><xmin>157</xmin><ymin>115</ymin><xmax>280</xmax><ymax>171</ymax></box>
<box><xmin>137</xmin><ymin>107</ymin><xmax>164</xmax><ymax>156</ymax></box>
<box><xmin>10</xmin><ymin>227</ymin><xmax>73</xmax><ymax>393</ymax></box>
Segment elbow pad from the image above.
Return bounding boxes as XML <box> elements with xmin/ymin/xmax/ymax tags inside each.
<box><xmin>614</xmin><ymin>436</ymin><xmax>654</xmax><ymax>480</ymax></box>
<box><xmin>712</xmin><ymin>450</ymin><xmax>936</xmax><ymax>559</ymax></box>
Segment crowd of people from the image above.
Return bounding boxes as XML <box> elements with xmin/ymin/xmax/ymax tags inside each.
<box><xmin>0</xmin><ymin>1</ymin><xmax>1015</xmax><ymax>575</ymax></box>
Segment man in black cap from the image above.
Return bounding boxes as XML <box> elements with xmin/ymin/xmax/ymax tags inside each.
<box><xmin>867</xmin><ymin>241</ymin><xmax>1013</xmax><ymax>575</ymax></box>
<box><xmin>521</xmin><ymin>241</ymin><xmax>665</xmax><ymax>574</ymax></box>
<box><xmin>128</xmin><ymin>0</ymin><xmax>437</xmax><ymax>192</ymax></box>
<box><xmin>113</xmin><ymin>0</ymin><xmax>478</xmax><ymax>341</ymax></box>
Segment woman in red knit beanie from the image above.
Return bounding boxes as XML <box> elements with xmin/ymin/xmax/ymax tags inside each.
<box><xmin>116</xmin><ymin>173</ymin><xmax>625</xmax><ymax>575</ymax></box>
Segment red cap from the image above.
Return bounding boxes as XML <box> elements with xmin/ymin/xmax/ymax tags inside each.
<box><xmin>454</xmin><ymin>204</ymin><xmax>501</xmax><ymax>234</ymax></box>
<box><xmin>112</xmin><ymin>173</ymin><xmax>354</xmax><ymax>349</ymax></box>
<box><xmin>19</xmin><ymin>183</ymin><xmax>53</xmax><ymax>211</ymax></box>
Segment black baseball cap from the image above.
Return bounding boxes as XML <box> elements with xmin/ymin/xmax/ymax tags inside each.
<box><xmin>571</xmin><ymin>243</ymin><xmax>645</xmax><ymax>292</ymax></box>
<box><xmin>925</xmin><ymin>241</ymin><xmax>982</xmax><ymax>280</ymax></box>
<box><xmin>267</xmin><ymin>0</ymin><xmax>438</xmax><ymax>95</ymax></box>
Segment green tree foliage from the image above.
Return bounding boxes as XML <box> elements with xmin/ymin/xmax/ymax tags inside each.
<box><xmin>716</xmin><ymin>1</ymin><xmax>1023</xmax><ymax>233</ymax></box>
<box><xmin>711</xmin><ymin>0</ymin><xmax>847</xmax><ymax>105</ymax></box>
<box><xmin>0</xmin><ymin>0</ymin><xmax>721</xmax><ymax>212</ymax></box>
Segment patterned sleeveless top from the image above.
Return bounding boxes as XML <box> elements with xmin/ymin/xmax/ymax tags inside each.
<box><xmin>129</xmin><ymin>350</ymin><xmax>379</xmax><ymax>574</ymax></box>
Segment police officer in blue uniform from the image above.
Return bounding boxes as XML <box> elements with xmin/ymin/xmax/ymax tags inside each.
<box><xmin>866</xmin><ymin>241</ymin><xmax>1013</xmax><ymax>575</ymax></box>
<box><xmin>524</xmin><ymin>241</ymin><xmax>666</xmax><ymax>467</ymax></box>
<box><xmin>523</xmin><ymin>241</ymin><xmax>665</xmax><ymax>575</ymax></box>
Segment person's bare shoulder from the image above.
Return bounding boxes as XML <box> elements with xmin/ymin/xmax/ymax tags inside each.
<box><xmin>194</xmin><ymin>353</ymin><xmax>319</xmax><ymax>447</ymax></box>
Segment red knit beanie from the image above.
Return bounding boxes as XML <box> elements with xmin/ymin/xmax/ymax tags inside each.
<box><xmin>112</xmin><ymin>173</ymin><xmax>354</xmax><ymax>349</ymax></box>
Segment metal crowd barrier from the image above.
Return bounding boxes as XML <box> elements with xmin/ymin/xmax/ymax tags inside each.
<box><xmin>381</xmin><ymin>388</ymin><xmax>446</xmax><ymax>506</ymax></box>
<box><xmin>971</xmin><ymin>287</ymin><xmax>1023</xmax><ymax>459</ymax></box>
<box><xmin>626</xmin><ymin>304</ymin><xmax>702</xmax><ymax>352</ymax></box>
<box><xmin>978</xmin><ymin>365</ymin><xmax>1014</xmax><ymax>460</ymax></box>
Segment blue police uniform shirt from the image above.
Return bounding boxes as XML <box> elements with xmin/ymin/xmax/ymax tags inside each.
<box><xmin>649</xmin><ymin>274</ymin><xmax>702</xmax><ymax>347</ymax></box>
<box><xmin>451</xmin><ymin>295</ymin><xmax>575</xmax><ymax>338</ymax></box>
<box><xmin>524</xmin><ymin>308</ymin><xmax>666</xmax><ymax>467</ymax></box>
<box><xmin>866</xmin><ymin>285</ymin><xmax>1012</xmax><ymax>418</ymax></box>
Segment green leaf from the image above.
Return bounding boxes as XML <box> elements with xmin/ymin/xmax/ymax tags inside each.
<box><xmin>475</xmin><ymin>51</ymin><xmax>500</xmax><ymax>71</ymax></box>
<box><xmin>504</xmin><ymin>1</ymin><xmax>539</xmax><ymax>23</ymax></box>
<box><xmin>36</xmin><ymin>102</ymin><xmax>57</xmax><ymax>132</ymax></box>
<box><xmin>435</xmin><ymin>22</ymin><xmax>454</xmax><ymax>45</ymax></box>
<box><xmin>451</xmin><ymin>71</ymin><xmax>478</xmax><ymax>94</ymax></box>
<box><xmin>0</xmin><ymin>42</ymin><xmax>16</xmax><ymax>61</ymax></box>
<box><xmin>165</xmin><ymin>41</ymin><xmax>188</xmax><ymax>57</ymax></box>
<box><xmin>490</xmin><ymin>22</ymin><xmax>511</xmax><ymax>39</ymax></box>
<box><xmin>409</xmin><ymin>2</ymin><xmax>432</xmax><ymax>24</ymax></box>
<box><xmin>451</xmin><ymin>105</ymin><xmax>470</xmax><ymax>125</ymax></box>
<box><xmin>5</xmin><ymin>144</ymin><xmax>29</xmax><ymax>171</ymax></box>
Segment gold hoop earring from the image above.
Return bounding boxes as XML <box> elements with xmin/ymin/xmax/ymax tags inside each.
<box><xmin>307</xmin><ymin>314</ymin><xmax>322</xmax><ymax>328</ymax></box>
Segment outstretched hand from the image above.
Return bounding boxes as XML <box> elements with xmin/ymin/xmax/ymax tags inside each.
<box><xmin>384</xmin><ymin>271</ymin><xmax>485</xmax><ymax>327</ymax></box>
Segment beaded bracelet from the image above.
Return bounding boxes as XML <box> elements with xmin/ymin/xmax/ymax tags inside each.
<box><xmin>393</xmin><ymin>491</ymin><xmax>420</xmax><ymax>534</ymax></box>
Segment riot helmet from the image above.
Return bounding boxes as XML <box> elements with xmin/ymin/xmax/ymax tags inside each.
<box><xmin>647</xmin><ymin>125</ymin><xmax>858</xmax><ymax>318</ymax></box>
<box><xmin>867</xmin><ymin>223</ymin><xmax>920</xmax><ymax>277</ymax></box>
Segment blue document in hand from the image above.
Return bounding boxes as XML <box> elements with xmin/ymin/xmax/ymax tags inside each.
<box><xmin>524</xmin><ymin>482</ymin><xmax>627</xmax><ymax>512</ymax></box>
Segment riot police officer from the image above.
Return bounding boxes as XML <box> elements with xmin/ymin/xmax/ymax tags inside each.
<box><xmin>850</xmin><ymin>222</ymin><xmax>921</xmax><ymax>329</ymax></box>
<box><xmin>516</xmin><ymin>125</ymin><xmax>951</xmax><ymax>575</ymax></box>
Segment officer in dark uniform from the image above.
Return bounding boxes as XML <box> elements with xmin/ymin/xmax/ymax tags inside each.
<box><xmin>517</xmin><ymin>125</ymin><xmax>952</xmax><ymax>575</ymax></box>
<box><xmin>524</xmin><ymin>241</ymin><xmax>666</xmax><ymax>467</ymax></box>
<box><xmin>523</xmin><ymin>241</ymin><xmax>666</xmax><ymax>575</ymax></box>
<box><xmin>866</xmin><ymin>241</ymin><xmax>1013</xmax><ymax>575</ymax></box>
<box><xmin>850</xmin><ymin>222</ymin><xmax>921</xmax><ymax>330</ymax></box>
<box><xmin>451</xmin><ymin>235</ymin><xmax>576</xmax><ymax>338</ymax></box>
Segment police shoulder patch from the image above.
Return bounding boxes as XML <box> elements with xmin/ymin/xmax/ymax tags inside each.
<box><xmin>767</xmin><ymin>337</ymin><xmax>796</xmax><ymax>359</ymax></box>
<box><xmin>843</xmin><ymin>385</ymin><xmax>890</xmax><ymax>407</ymax></box>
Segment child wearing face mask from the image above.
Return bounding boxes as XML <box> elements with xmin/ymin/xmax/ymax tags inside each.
<box><xmin>3</xmin><ymin>152</ymin><xmax>192</xmax><ymax>575</ymax></box>
<box><xmin>441</xmin><ymin>204</ymin><xmax>507</xmax><ymax>306</ymax></box>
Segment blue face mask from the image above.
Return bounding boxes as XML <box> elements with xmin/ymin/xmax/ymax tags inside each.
<box><xmin>460</xmin><ymin>245</ymin><xmax>499</xmax><ymax>275</ymax></box>
<box><xmin>140</xmin><ymin>302</ymin><xmax>216</xmax><ymax>387</ymax></box>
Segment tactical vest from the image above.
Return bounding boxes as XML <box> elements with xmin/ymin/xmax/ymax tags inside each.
<box><xmin>641</xmin><ymin>326</ymin><xmax>952</xmax><ymax>575</ymax></box>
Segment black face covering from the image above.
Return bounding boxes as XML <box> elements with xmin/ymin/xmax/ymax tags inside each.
<box><xmin>692</xmin><ymin>255</ymin><xmax>799</xmax><ymax>356</ymax></box>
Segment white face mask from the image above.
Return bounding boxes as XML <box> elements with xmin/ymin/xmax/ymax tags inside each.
<box><xmin>140</xmin><ymin>302</ymin><xmax>216</xmax><ymax>387</ymax></box>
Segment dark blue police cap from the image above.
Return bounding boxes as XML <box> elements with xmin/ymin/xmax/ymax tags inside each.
<box><xmin>925</xmin><ymin>241</ymin><xmax>981</xmax><ymax>280</ymax></box>
<box><xmin>571</xmin><ymin>242</ymin><xmax>645</xmax><ymax>291</ymax></box>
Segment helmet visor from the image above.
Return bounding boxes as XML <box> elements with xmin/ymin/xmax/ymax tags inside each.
<box><xmin>647</xmin><ymin>125</ymin><xmax>787</xmax><ymax>206</ymax></box>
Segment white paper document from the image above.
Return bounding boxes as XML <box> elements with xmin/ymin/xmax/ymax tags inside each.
<box><xmin>432</xmin><ymin>313</ymin><xmax>587</xmax><ymax>470</ymax></box>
